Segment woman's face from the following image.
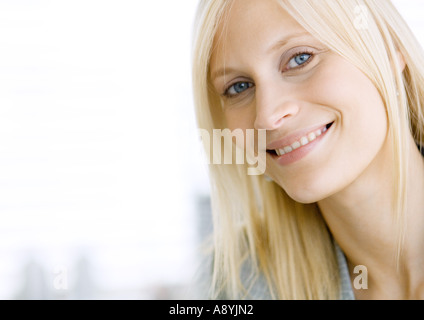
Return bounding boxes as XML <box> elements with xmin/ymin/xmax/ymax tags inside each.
<box><xmin>209</xmin><ymin>0</ymin><xmax>389</xmax><ymax>204</ymax></box>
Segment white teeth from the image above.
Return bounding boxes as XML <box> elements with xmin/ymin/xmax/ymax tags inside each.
<box><xmin>284</xmin><ymin>146</ymin><xmax>293</xmax><ymax>153</ymax></box>
<box><xmin>300</xmin><ymin>137</ymin><xmax>309</xmax><ymax>146</ymax></box>
<box><xmin>291</xmin><ymin>141</ymin><xmax>301</xmax><ymax>150</ymax></box>
<box><xmin>275</xmin><ymin>125</ymin><xmax>330</xmax><ymax>156</ymax></box>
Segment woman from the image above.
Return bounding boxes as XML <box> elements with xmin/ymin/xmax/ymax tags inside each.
<box><xmin>192</xmin><ymin>0</ymin><xmax>424</xmax><ymax>299</ymax></box>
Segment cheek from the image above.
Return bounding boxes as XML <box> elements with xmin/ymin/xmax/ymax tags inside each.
<box><xmin>269</xmin><ymin>61</ymin><xmax>388</xmax><ymax>203</ymax></box>
<box><xmin>307</xmin><ymin>59</ymin><xmax>388</xmax><ymax>145</ymax></box>
<box><xmin>312</xmin><ymin>57</ymin><xmax>386</xmax><ymax>116</ymax></box>
<box><xmin>224</xmin><ymin>106</ymin><xmax>256</xmax><ymax>131</ymax></box>
<box><xmin>224</xmin><ymin>107</ymin><xmax>260</xmax><ymax>155</ymax></box>
<box><xmin>305</xmin><ymin>64</ymin><xmax>355</xmax><ymax>112</ymax></box>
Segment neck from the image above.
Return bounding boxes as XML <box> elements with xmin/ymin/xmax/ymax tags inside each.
<box><xmin>318</xmin><ymin>135</ymin><xmax>424</xmax><ymax>299</ymax></box>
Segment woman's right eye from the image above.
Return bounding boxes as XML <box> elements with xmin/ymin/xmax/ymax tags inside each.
<box><xmin>224</xmin><ymin>82</ymin><xmax>253</xmax><ymax>98</ymax></box>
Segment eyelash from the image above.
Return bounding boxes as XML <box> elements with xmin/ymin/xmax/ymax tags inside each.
<box><xmin>222</xmin><ymin>50</ymin><xmax>315</xmax><ymax>98</ymax></box>
<box><xmin>283</xmin><ymin>50</ymin><xmax>315</xmax><ymax>72</ymax></box>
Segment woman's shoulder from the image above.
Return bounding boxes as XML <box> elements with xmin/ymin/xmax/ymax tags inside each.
<box><xmin>195</xmin><ymin>241</ymin><xmax>355</xmax><ymax>300</ymax></box>
<box><xmin>240</xmin><ymin>242</ymin><xmax>356</xmax><ymax>300</ymax></box>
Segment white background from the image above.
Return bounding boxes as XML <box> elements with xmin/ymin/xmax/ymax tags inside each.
<box><xmin>0</xmin><ymin>0</ymin><xmax>422</xmax><ymax>299</ymax></box>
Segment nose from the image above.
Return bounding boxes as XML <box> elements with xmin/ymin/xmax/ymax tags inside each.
<box><xmin>253</xmin><ymin>82</ymin><xmax>300</xmax><ymax>130</ymax></box>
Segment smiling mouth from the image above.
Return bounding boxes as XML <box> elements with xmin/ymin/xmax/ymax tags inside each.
<box><xmin>267</xmin><ymin>122</ymin><xmax>334</xmax><ymax>156</ymax></box>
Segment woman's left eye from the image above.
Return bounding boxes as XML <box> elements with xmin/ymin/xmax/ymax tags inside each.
<box><xmin>287</xmin><ymin>52</ymin><xmax>313</xmax><ymax>70</ymax></box>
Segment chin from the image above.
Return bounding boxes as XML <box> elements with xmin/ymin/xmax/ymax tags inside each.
<box><xmin>279</xmin><ymin>181</ymin><xmax>331</xmax><ymax>204</ymax></box>
<box><xmin>286</xmin><ymin>192</ymin><xmax>321</xmax><ymax>205</ymax></box>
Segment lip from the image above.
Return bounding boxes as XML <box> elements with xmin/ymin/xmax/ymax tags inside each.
<box><xmin>268</xmin><ymin>122</ymin><xmax>334</xmax><ymax>166</ymax></box>
<box><xmin>267</xmin><ymin>123</ymin><xmax>332</xmax><ymax>150</ymax></box>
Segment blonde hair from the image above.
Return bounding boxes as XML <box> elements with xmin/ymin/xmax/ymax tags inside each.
<box><xmin>191</xmin><ymin>0</ymin><xmax>424</xmax><ymax>299</ymax></box>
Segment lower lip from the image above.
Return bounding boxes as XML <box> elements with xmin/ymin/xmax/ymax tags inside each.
<box><xmin>271</xmin><ymin>124</ymin><xmax>333</xmax><ymax>166</ymax></box>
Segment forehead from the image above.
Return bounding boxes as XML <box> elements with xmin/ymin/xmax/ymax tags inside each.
<box><xmin>210</xmin><ymin>0</ymin><xmax>309</xmax><ymax>73</ymax></box>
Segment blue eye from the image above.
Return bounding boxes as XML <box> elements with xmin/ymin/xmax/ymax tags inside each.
<box><xmin>225</xmin><ymin>82</ymin><xmax>253</xmax><ymax>97</ymax></box>
<box><xmin>287</xmin><ymin>52</ymin><xmax>312</xmax><ymax>69</ymax></box>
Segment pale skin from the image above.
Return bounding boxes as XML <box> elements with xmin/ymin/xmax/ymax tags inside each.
<box><xmin>210</xmin><ymin>0</ymin><xmax>424</xmax><ymax>299</ymax></box>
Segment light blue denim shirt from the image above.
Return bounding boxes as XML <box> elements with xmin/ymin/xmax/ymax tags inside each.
<box><xmin>335</xmin><ymin>243</ymin><xmax>355</xmax><ymax>300</ymax></box>
<box><xmin>199</xmin><ymin>243</ymin><xmax>355</xmax><ymax>300</ymax></box>
<box><xmin>201</xmin><ymin>242</ymin><xmax>356</xmax><ymax>300</ymax></box>
<box><xmin>238</xmin><ymin>243</ymin><xmax>356</xmax><ymax>300</ymax></box>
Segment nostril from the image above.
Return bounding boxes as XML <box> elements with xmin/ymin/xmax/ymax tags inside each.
<box><xmin>254</xmin><ymin>101</ymin><xmax>300</xmax><ymax>130</ymax></box>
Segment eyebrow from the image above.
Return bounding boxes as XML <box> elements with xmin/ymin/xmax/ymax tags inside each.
<box><xmin>210</xmin><ymin>67</ymin><xmax>240</xmax><ymax>82</ymax></box>
<box><xmin>267</xmin><ymin>31</ymin><xmax>311</xmax><ymax>54</ymax></box>
<box><xmin>210</xmin><ymin>31</ymin><xmax>311</xmax><ymax>81</ymax></box>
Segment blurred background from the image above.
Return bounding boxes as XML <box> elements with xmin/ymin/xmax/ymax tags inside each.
<box><xmin>0</xmin><ymin>0</ymin><xmax>422</xmax><ymax>300</ymax></box>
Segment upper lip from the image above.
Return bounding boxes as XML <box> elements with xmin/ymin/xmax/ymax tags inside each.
<box><xmin>266</xmin><ymin>122</ymin><xmax>333</xmax><ymax>150</ymax></box>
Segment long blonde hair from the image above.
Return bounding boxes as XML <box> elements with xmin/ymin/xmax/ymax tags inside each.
<box><xmin>191</xmin><ymin>0</ymin><xmax>424</xmax><ymax>299</ymax></box>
